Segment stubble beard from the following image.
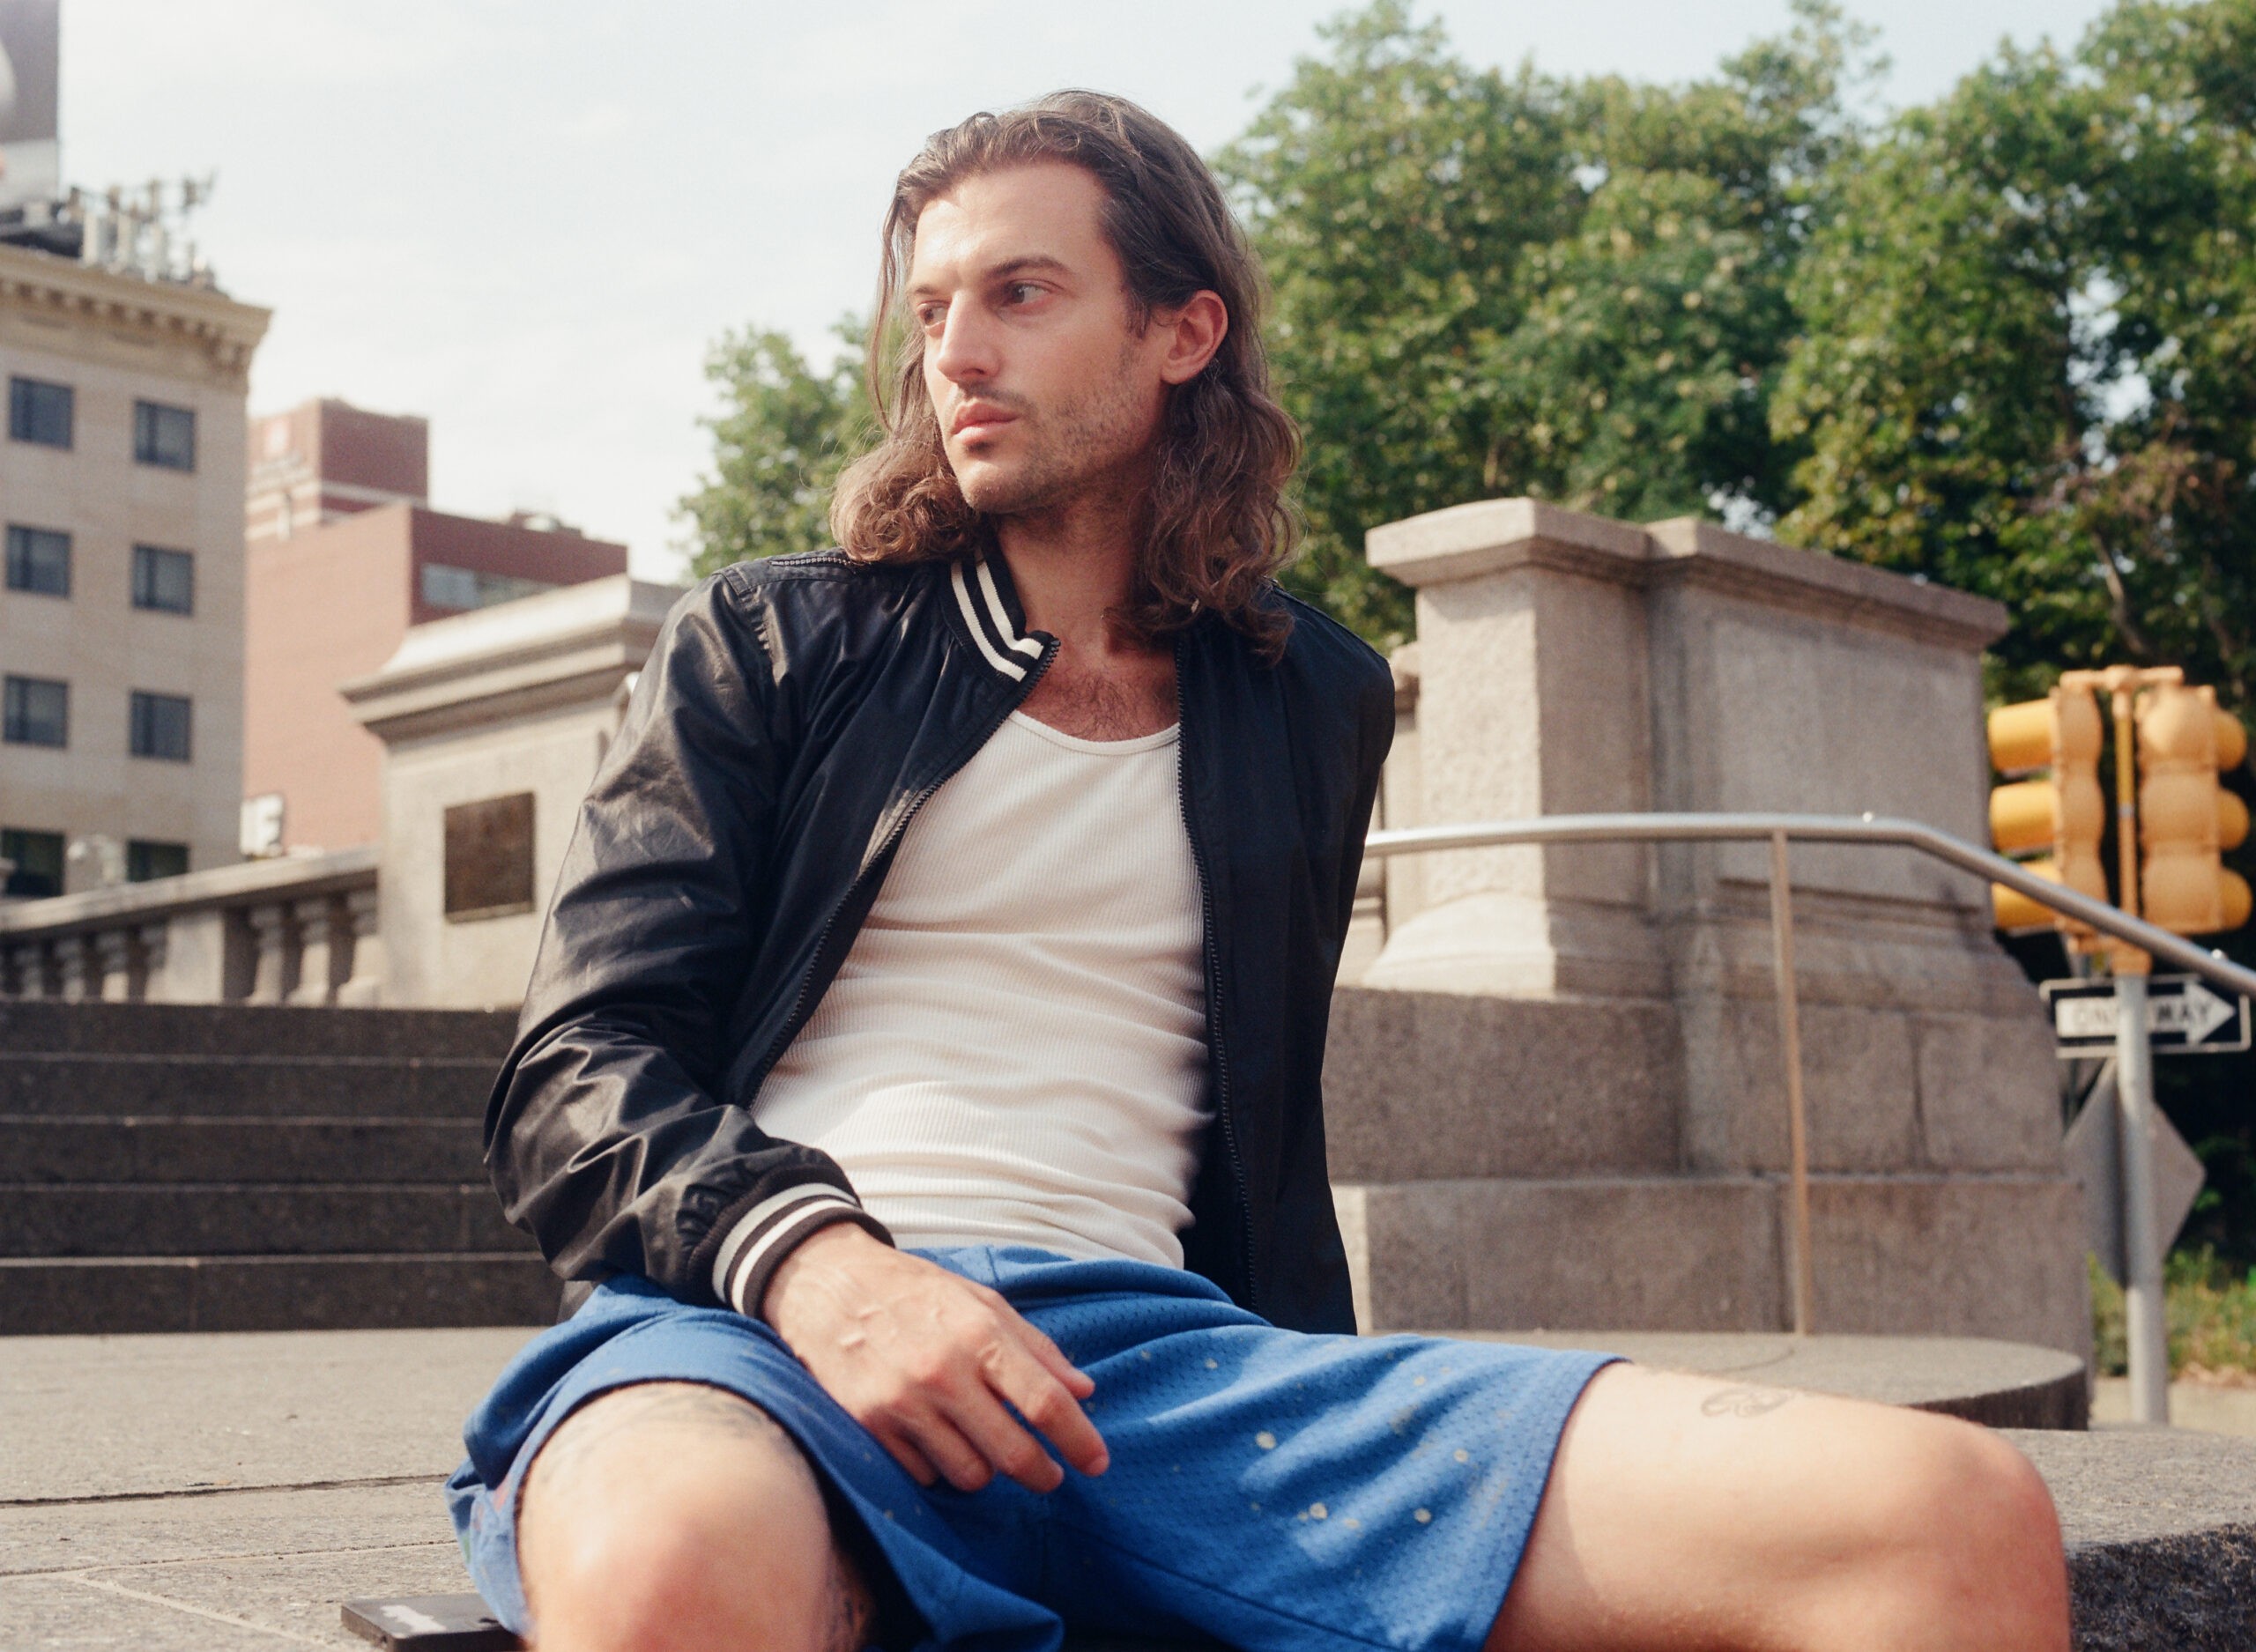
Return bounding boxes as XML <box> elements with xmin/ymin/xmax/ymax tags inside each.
<box><xmin>952</xmin><ymin>342</ymin><xmax>1156</xmax><ymax>523</ymax></box>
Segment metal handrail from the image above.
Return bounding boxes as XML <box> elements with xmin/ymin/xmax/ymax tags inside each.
<box><xmin>1365</xmin><ymin>811</ymin><xmax>2256</xmax><ymax>1000</ymax></box>
<box><xmin>1360</xmin><ymin>810</ymin><xmax>2256</xmax><ymax>1337</ymax></box>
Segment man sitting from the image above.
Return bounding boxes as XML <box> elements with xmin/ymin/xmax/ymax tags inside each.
<box><xmin>449</xmin><ymin>90</ymin><xmax>2070</xmax><ymax>1652</ymax></box>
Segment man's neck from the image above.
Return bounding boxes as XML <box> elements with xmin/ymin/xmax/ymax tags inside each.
<box><xmin>991</xmin><ymin>475</ymin><xmax>1178</xmax><ymax>740</ymax></box>
<box><xmin>992</xmin><ymin>484</ymin><xmax>1144</xmax><ymax>656</ymax></box>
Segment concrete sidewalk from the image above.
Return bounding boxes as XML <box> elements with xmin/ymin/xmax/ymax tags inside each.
<box><xmin>7</xmin><ymin>1327</ymin><xmax>2256</xmax><ymax>1648</ymax></box>
<box><xmin>2</xmin><ymin>1326</ymin><xmax>538</xmax><ymax>1648</ymax></box>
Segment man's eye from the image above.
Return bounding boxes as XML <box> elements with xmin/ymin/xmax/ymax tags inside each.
<box><xmin>916</xmin><ymin>304</ymin><xmax>946</xmax><ymax>329</ymax></box>
<box><xmin>1006</xmin><ymin>283</ymin><xmax>1043</xmax><ymax>305</ymax></box>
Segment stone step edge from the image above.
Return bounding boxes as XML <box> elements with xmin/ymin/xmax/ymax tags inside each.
<box><xmin>0</xmin><ymin>1054</ymin><xmax>501</xmax><ymax>1070</ymax></box>
<box><xmin>0</xmin><ymin>1180</ymin><xmax>497</xmax><ymax>1193</ymax></box>
<box><xmin>0</xmin><ymin>1115</ymin><xmax>481</xmax><ymax>1127</ymax></box>
<box><xmin>0</xmin><ymin>1250</ymin><xmax>546</xmax><ymax>1269</ymax></box>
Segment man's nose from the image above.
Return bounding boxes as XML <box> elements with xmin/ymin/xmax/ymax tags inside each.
<box><xmin>931</xmin><ymin>302</ymin><xmax>998</xmax><ymax>386</ymax></box>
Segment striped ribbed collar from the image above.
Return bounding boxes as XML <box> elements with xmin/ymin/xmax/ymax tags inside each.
<box><xmin>949</xmin><ymin>553</ymin><xmax>1049</xmax><ymax>682</ymax></box>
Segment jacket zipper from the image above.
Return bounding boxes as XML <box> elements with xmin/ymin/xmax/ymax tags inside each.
<box><xmin>748</xmin><ymin>636</ymin><xmax>1060</xmax><ymax>1084</ymax></box>
<box><xmin>1175</xmin><ymin>633</ymin><xmax>1258</xmax><ymax>1315</ymax></box>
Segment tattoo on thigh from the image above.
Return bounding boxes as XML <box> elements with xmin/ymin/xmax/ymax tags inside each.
<box><xmin>1699</xmin><ymin>1384</ymin><xmax>1796</xmax><ymax>1419</ymax></box>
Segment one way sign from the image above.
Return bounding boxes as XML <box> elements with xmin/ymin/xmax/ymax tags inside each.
<box><xmin>2042</xmin><ymin>975</ymin><xmax>2253</xmax><ymax>1057</ymax></box>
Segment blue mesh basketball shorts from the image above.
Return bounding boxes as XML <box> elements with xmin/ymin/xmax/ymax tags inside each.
<box><xmin>448</xmin><ymin>1248</ymin><xmax>1616</xmax><ymax>1652</ymax></box>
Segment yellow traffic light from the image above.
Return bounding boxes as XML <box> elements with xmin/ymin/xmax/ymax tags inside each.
<box><xmin>2134</xmin><ymin>682</ymin><xmax>2252</xmax><ymax>935</ymax></box>
<box><xmin>1988</xmin><ymin>685</ymin><xmax>2109</xmax><ymax>932</ymax></box>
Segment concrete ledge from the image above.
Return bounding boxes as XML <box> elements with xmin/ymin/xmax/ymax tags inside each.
<box><xmin>2006</xmin><ymin>1429</ymin><xmax>2256</xmax><ymax>1648</ymax></box>
<box><xmin>1453</xmin><ymin>1330</ymin><xmax>2089</xmax><ymax>1429</ymax></box>
<box><xmin>1336</xmin><ymin>1173</ymin><xmax>2092</xmax><ymax>1358</ymax></box>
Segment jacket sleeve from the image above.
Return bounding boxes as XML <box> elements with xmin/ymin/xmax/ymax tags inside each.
<box><xmin>484</xmin><ymin>571</ymin><xmax>889</xmax><ymax>1316</ymax></box>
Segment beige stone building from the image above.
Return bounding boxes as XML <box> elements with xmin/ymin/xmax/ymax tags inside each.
<box><xmin>0</xmin><ymin>241</ymin><xmax>268</xmax><ymax>897</ymax></box>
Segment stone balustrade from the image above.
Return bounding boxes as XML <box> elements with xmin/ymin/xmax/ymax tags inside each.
<box><xmin>0</xmin><ymin>846</ymin><xmax>380</xmax><ymax>1006</ymax></box>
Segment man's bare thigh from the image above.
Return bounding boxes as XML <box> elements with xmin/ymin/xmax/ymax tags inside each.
<box><xmin>517</xmin><ymin>1382</ymin><xmax>876</xmax><ymax>1652</ymax></box>
<box><xmin>1488</xmin><ymin>1363</ymin><xmax>2068</xmax><ymax>1652</ymax></box>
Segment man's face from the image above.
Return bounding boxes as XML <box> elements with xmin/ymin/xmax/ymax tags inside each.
<box><xmin>909</xmin><ymin>163</ymin><xmax>1176</xmax><ymax>518</ymax></box>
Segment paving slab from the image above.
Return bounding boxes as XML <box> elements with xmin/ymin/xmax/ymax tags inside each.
<box><xmin>2092</xmin><ymin>1376</ymin><xmax>2256</xmax><ymax>1437</ymax></box>
<box><xmin>0</xmin><ymin>1328</ymin><xmax>538</xmax><ymax>1501</ymax></box>
<box><xmin>0</xmin><ymin>1482</ymin><xmax>461</xmax><ymax>1581</ymax></box>
<box><xmin>0</xmin><ymin>1573</ymin><xmax>302</xmax><ymax>1650</ymax></box>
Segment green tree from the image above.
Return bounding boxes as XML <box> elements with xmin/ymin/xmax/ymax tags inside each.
<box><xmin>1215</xmin><ymin>0</ymin><xmax>1877</xmax><ymax>647</ymax></box>
<box><xmin>680</xmin><ymin>322</ymin><xmax>870</xmax><ymax>581</ymax></box>
<box><xmin>1773</xmin><ymin>0</ymin><xmax>2256</xmax><ymax>707</ymax></box>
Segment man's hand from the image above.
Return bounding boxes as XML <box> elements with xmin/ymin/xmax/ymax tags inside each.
<box><xmin>761</xmin><ymin>1224</ymin><xmax>1109</xmax><ymax>1494</ymax></box>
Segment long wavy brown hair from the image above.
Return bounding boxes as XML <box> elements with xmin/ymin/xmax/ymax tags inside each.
<box><xmin>830</xmin><ymin>91</ymin><xmax>1300</xmax><ymax>656</ymax></box>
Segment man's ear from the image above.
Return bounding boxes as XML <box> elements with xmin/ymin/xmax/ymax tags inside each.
<box><xmin>1157</xmin><ymin>291</ymin><xmax>1228</xmax><ymax>386</ymax></box>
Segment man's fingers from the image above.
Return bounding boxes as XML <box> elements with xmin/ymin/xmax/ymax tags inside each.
<box><xmin>945</xmin><ymin>1386</ymin><xmax>1066</xmax><ymax>1494</ymax></box>
<box><xmin>998</xmin><ymin>1303</ymin><xmax>1097</xmax><ymax>1399</ymax></box>
<box><xmin>898</xmin><ymin>1406</ymin><xmax>996</xmax><ymax>1494</ymax></box>
<box><xmin>983</xmin><ymin>1339</ymin><xmax>1110</xmax><ymax>1478</ymax></box>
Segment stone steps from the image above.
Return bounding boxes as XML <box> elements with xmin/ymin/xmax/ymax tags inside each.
<box><xmin>0</xmin><ymin>1254</ymin><xmax>556</xmax><ymax>1334</ymax></box>
<box><xmin>0</xmin><ymin>1117</ymin><xmax>484</xmax><ymax>1182</ymax></box>
<box><xmin>0</xmin><ymin>1182</ymin><xmax>527</xmax><ymax>1256</ymax></box>
<box><xmin>0</xmin><ymin>1003</ymin><xmax>550</xmax><ymax>1333</ymax></box>
<box><xmin>0</xmin><ymin>1000</ymin><xmax>516</xmax><ymax>1058</ymax></box>
<box><xmin>0</xmin><ymin>1055</ymin><xmax>497</xmax><ymax>1118</ymax></box>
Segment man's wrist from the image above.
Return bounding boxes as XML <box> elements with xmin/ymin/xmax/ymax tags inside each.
<box><xmin>710</xmin><ymin>1186</ymin><xmax>893</xmax><ymax>1320</ymax></box>
<box><xmin>761</xmin><ymin>1220</ymin><xmax>893</xmax><ymax>1322</ymax></box>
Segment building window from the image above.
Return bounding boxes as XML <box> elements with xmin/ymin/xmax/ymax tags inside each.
<box><xmin>4</xmin><ymin>525</ymin><xmax>70</xmax><ymax>596</ymax></box>
<box><xmin>129</xmin><ymin>690</ymin><xmax>192</xmax><ymax>761</ymax></box>
<box><xmin>3</xmin><ymin>676</ymin><xmax>67</xmax><ymax>747</ymax></box>
<box><xmin>126</xmin><ymin>840</ymin><xmax>189</xmax><ymax>883</ymax></box>
<box><xmin>8</xmin><ymin>377</ymin><xmax>72</xmax><ymax>448</ymax></box>
<box><xmin>0</xmin><ymin>827</ymin><xmax>65</xmax><ymax>898</ymax></box>
<box><xmin>133</xmin><ymin>399</ymin><xmax>197</xmax><ymax>471</ymax></box>
<box><xmin>420</xmin><ymin>562</ymin><xmax>557</xmax><ymax>613</ymax></box>
<box><xmin>131</xmin><ymin>544</ymin><xmax>195</xmax><ymax>613</ymax></box>
<box><xmin>443</xmin><ymin>792</ymin><xmax>536</xmax><ymax>922</ymax></box>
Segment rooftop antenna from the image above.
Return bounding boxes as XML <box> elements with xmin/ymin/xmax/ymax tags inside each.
<box><xmin>74</xmin><ymin>171</ymin><xmax>220</xmax><ymax>289</ymax></box>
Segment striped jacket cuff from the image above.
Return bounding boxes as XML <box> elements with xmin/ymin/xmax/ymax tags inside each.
<box><xmin>710</xmin><ymin>1185</ymin><xmax>893</xmax><ymax>1320</ymax></box>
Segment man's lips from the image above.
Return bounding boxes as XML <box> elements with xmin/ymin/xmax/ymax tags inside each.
<box><xmin>951</xmin><ymin>404</ymin><xmax>1018</xmax><ymax>438</ymax></box>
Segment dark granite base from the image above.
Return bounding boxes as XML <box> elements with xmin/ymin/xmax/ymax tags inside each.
<box><xmin>2007</xmin><ymin>1429</ymin><xmax>2256</xmax><ymax>1650</ymax></box>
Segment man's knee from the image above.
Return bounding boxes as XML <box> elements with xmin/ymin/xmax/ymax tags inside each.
<box><xmin>1875</xmin><ymin>1419</ymin><xmax>2067</xmax><ymax>1638</ymax></box>
<box><xmin>517</xmin><ymin>1382</ymin><xmax>871</xmax><ymax>1652</ymax></box>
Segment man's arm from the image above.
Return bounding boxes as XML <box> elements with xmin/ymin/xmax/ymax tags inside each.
<box><xmin>486</xmin><ymin>572</ymin><xmax>884</xmax><ymax>1307</ymax></box>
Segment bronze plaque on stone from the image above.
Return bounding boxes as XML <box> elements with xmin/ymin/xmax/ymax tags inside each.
<box><xmin>443</xmin><ymin>793</ymin><xmax>535</xmax><ymax>922</ymax></box>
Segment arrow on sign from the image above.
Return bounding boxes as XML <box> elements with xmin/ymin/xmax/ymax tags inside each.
<box><xmin>2152</xmin><ymin>981</ymin><xmax>2237</xmax><ymax>1043</ymax></box>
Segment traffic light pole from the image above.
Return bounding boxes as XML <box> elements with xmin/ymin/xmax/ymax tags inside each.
<box><xmin>2113</xmin><ymin>974</ymin><xmax>2171</xmax><ymax>1425</ymax></box>
<box><xmin>2102</xmin><ymin>674</ymin><xmax>2172</xmax><ymax>1426</ymax></box>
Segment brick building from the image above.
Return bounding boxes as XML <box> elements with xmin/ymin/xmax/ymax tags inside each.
<box><xmin>242</xmin><ymin>400</ymin><xmax>627</xmax><ymax>853</ymax></box>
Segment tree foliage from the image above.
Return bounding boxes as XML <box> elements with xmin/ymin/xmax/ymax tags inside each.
<box><xmin>680</xmin><ymin>322</ymin><xmax>870</xmax><ymax>582</ymax></box>
<box><xmin>1774</xmin><ymin>0</ymin><xmax>2256</xmax><ymax>707</ymax></box>
<box><xmin>1214</xmin><ymin>0</ymin><xmax>1879</xmax><ymax>646</ymax></box>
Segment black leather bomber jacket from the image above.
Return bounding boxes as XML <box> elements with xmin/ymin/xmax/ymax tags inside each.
<box><xmin>485</xmin><ymin>547</ymin><xmax>1395</xmax><ymax>1335</ymax></box>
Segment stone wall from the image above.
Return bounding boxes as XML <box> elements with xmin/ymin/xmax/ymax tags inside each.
<box><xmin>1338</xmin><ymin>500</ymin><xmax>2088</xmax><ymax>1357</ymax></box>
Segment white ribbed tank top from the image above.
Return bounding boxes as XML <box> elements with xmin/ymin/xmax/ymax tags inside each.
<box><xmin>749</xmin><ymin>709</ymin><xmax>1211</xmax><ymax>1267</ymax></box>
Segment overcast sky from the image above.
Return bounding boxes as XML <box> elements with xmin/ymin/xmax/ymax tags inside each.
<box><xmin>58</xmin><ymin>0</ymin><xmax>2114</xmax><ymax>580</ymax></box>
